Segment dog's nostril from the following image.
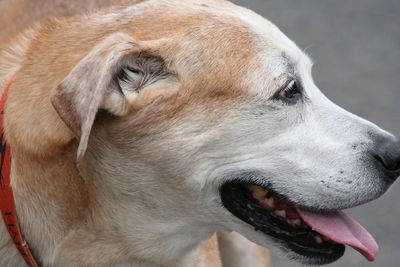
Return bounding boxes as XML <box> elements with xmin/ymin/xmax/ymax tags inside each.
<box><xmin>374</xmin><ymin>137</ymin><xmax>400</xmax><ymax>174</ymax></box>
<box><xmin>373</xmin><ymin>154</ymin><xmax>387</xmax><ymax>168</ymax></box>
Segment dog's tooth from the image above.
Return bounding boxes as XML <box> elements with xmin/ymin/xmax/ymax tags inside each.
<box><xmin>247</xmin><ymin>185</ymin><xmax>268</xmax><ymax>198</ymax></box>
<box><xmin>275</xmin><ymin>210</ymin><xmax>286</xmax><ymax>218</ymax></box>
<box><xmin>265</xmin><ymin>197</ymin><xmax>274</xmax><ymax>208</ymax></box>
<box><xmin>291</xmin><ymin>219</ymin><xmax>301</xmax><ymax>226</ymax></box>
<box><xmin>315</xmin><ymin>235</ymin><xmax>323</xmax><ymax>244</ymax></box>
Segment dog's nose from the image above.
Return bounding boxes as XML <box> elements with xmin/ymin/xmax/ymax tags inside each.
<box><xmin>374</xmin><ymin>137</ymin><xmax>400</xmax><ymax>175</ymax></box>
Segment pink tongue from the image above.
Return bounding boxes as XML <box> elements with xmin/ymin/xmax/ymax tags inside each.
<box><xmin>296</xmin><ymin>208</ymin><xmax>379</xmax><ymax>261</ymax></box>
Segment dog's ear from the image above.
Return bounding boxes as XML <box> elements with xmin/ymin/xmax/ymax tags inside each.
<box><xmin>51</xmin><ymin>32</ymin><xmax>170</xmax><ymax>159</ymax></box>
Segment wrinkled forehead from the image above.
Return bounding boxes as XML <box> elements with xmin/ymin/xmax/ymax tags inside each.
<box><xmin>174</xmin><ymin>3</ymin><xmax>312</xmax><ymax>96</ymax></box>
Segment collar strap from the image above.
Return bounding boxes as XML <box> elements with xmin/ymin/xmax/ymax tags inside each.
<box><xmin>0</xmin><ymin>81</ymin><xmax>39</xmax><ymax>267</ymax></box>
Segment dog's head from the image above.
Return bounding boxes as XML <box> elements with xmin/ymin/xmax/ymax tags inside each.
<box><xmin>50</xmin><ymin>0</ymin><xmax>400</xmax><ymax>264</ymax></box>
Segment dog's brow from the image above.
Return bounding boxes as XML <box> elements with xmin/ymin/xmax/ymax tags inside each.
<box><xmin>280</xmin><ymin>47</ymin><xmax>314</xmax><ymax>73</ymax></box>
<box><xmin>294</xmin><ymin>53</ymin><xmax>314</xmax><ymax>75</ymax></box>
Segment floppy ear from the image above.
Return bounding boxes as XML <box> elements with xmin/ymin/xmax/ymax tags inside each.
<box><xmin>51</xmin><ymin>32</ymin><xmax>169</xmax><ymax>159</ymax></box>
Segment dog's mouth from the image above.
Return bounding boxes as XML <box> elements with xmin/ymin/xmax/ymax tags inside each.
<box><xmin>220</xmin><ymin>181</ymin><xmax>378</xmax><ymax>265</ymax></box>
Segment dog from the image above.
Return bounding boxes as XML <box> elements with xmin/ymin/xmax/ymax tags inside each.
<box><xmin>1</xmin><ymin>0</ymin><xmax>399</xmax><ymax>266</ymax></box>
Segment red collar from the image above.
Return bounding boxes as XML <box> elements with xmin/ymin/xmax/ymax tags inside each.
<box><xmin>0</xmin><ymin>81</ymin><xmax>39</xmax><ymax>267</ymax></box>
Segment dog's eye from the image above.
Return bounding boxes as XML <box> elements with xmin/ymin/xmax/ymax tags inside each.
<box><xmin>277</xmin><ymin>80</ymin><xmax>302</xmax><ymax>103</ymax></box>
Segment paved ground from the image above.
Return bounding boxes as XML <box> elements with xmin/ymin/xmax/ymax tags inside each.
<box><xmin>230</xmin><ymin>1</ymin><xmax>400</xmax><ymax>266</ymax></box>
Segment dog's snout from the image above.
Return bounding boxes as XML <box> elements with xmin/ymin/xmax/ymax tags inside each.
<box><xmin>374</xmin><ymin>137</ymin><xmax>400</xmax><ymax>176</ymax></box>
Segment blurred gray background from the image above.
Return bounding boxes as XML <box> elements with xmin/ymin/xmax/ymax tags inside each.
<box><xmin>230</xmin><ymin>1</ymin><xmax>400</xmax><ymax>267</ymax></box>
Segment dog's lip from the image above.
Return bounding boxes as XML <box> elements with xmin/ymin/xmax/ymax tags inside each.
<box><xmin>220</xmin><ymin>181</ymin><xmax>378</xmax><ymax>263</ymax></box>
<box><xmin>255</xmin><ymin>184</ymin><xmax>378</xmax><ymax>261</ymax></box>
<box><xmin>219</xmin><ymin>181</ymin><xmax>345</xmax><ymax>263</ymax></box>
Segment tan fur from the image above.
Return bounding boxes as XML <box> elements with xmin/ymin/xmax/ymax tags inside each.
<box><xmin>0</xmin><ymin>0</ymin><xmax>272</xmax><ymax>266</ymax></box>
<box><xmin>0</xmin><ymin>0</ymin><xmax>146</xmax><ymax>44</ymax></box>
<box><xmin>168</xmin><ymin>234</ymin><xmax>222</xmax><ymax>267</ymax></box>
<box><xmin>218</xmin><ymin>232</ymin><xmax>271</xmax><ymax>267</ymax></box>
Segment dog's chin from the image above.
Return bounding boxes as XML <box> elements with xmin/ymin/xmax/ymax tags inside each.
<box><xmin>219</xmin><ymin>181</ymin><xmax>345</xmax><ymax>265</ymax></box>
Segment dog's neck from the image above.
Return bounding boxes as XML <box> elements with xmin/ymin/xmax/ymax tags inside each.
<box><xmin>6</xmin><ymin>146</ymin><xmax>89</xmax><ymax>265</ymax></box>
<box><xmin>3</xmin><ymin>147</ymin><xmax>215</xmax><ymax>266</ymax></box>
<box><xmin>66</xmin><ymin>150</ymin><xmax>216</xmax><ymax>266</ymax></box>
